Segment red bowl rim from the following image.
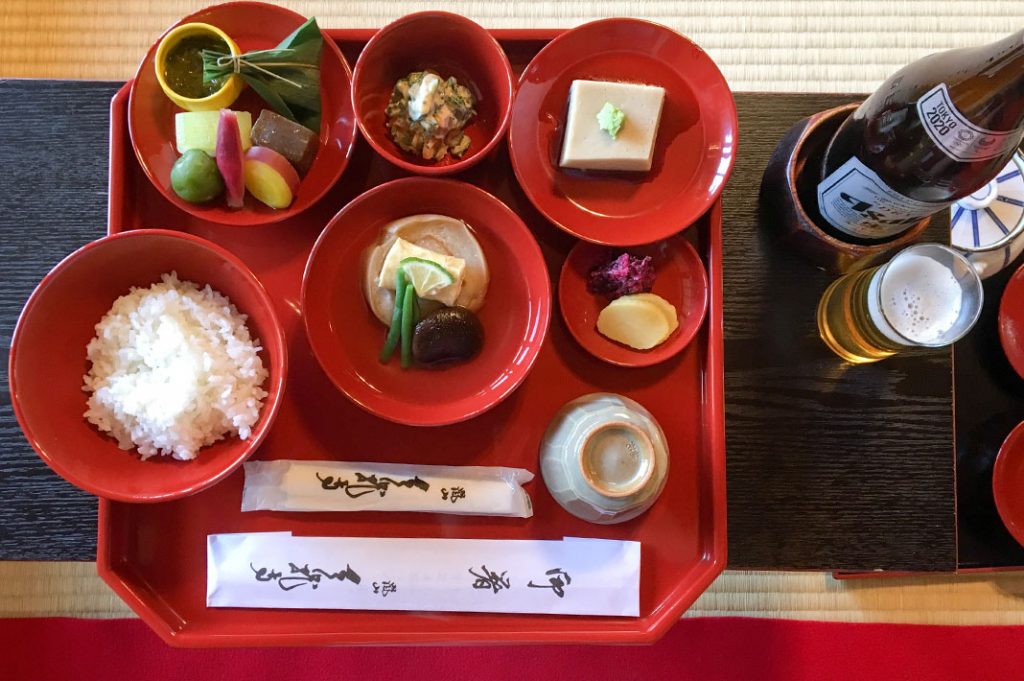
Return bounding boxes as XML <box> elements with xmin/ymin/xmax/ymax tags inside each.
<box><xmin>999</xmin><ymin>263</ymin><xmax>1024</xmax><ymax>380</ymax></box>
<box><xmin>508</xmin><ymin>17</ymin><xmax>739</xmax><ymax>245</ymax></box>
<box><xmin>300</xmin><ymin>176</ymin><xmax>552</xmax><ymax>426</ymax></box>
<box><xmin>351</xmin><ymin>11</ymin><xmax>516</xmax><ymax>176</ymax></box>
<box><xmin>8</xmin><ymin>228</ymin><xmax>288</xmax><ymax>502</ymax></box>
<box><xmin>127</xmin><ymin>0</ymin><xmax>357</xmax><ymax>227</ymax></box>
<box><xmin>557</xmin><ymin>238</ymin><xmax>709</xmax><ymax>367</ymax></box>
<box><xmin>993</xmin><ymin>420</ymin><xmax>1024</xmax><ymax>548</ymax></box>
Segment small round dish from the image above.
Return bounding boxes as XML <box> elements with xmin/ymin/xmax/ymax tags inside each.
<box><xmin>559</xmin><ymin>236</ymin><xmax>708</xmax><ymax>367</ymax></box>
<box><xmin>993</xmin><ymin>421</ymin><xmax>1024</xmax><ymax>548</ymax></box>
<box><xmin>8</xmin><ymin>229</ymin><xmax>287</xmax><ymax>503</ymax></box>
<box><xmin>154</xmin><ymin>22</ymin><xmax>244</xmax><ymax>111</ymax></box>
<box><xmin>351</xmin><ymin>11</ymin><xmax>515</xmax><ymax>176</ymax></box>
<box><xmin>509</xmin><ymin>18</ymin><xmax>737</xmax><ymax>246</ymax></box>
<box><xmin>999</xmin><ymin>261</ymin><xmax>1024</xmax><ymax>379</ymax></box>
<box><xmin>129</xmin><ymin>1</ymin><xmax>357</xmax><ymax>226</ymax></box>
<box><xmin>302</xmin><ymin>177</ymin><xmax>551</xmax><ymax>427</ymax></box>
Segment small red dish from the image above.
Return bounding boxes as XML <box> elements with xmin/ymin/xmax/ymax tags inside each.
<box><xmin>302</xmin><ymin>177</ymin><xmax>551</xmax><ymax>427</ymax></box>
<box><xmin>509</xmin><ymin>18</ymin><xmax>737</xmax><ymax>246</ymax></box>
<box><xmin>993</xmin><ymin>421</ymin><xmax>1024</xmax><ymax>548</ymax></box>
<box><xmin>8</xmin><ymin>230</ymin><xmax>287</xmax><ymax>502</ymax></box>
<box><xmin>1000</xmin><ymin>262</ymin><xmax>1024</xmax><ymax>379</ymax></box>
<box><xmin>559</xmin><ymin>236</ymin><xmax>708</xmax><ymax>367</ymax></box>
<box><xmin>128</xmin><ymin>1</ymin><xmax>357</xmax><ymax>226</ymax></box>
<box><xmin>352</xmin><ymin>12</ymin><xmax>515</xmax><ymax>175</ymax></box>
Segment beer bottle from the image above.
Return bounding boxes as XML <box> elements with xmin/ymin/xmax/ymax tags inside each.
<box><xmin>817</xmin><ymin>29</ymin><xmax>1024</xmax><ymax>243</ymax></box>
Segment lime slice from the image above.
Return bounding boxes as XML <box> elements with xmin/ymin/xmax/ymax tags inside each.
<box><xmin>400</xmin><ymin>257</ymin><xmax>455</xmax><ymax>296</ymax></box>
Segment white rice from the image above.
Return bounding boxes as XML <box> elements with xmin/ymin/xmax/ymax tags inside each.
<box><xmin>83</xmin><ymin>272</ymin><xmax>269</xmax><ymax>461</ymax></box>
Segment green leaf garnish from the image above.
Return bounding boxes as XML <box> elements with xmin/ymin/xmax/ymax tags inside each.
<box><xmin>201</xmin><ymin>17</ymin><xmax>322</xmax><ymax>124</ymax></box>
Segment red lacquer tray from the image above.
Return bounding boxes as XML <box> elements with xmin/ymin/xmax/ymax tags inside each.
<box><xmin>97</xmin><ymin>29</ymin><xmax>727</xmax><ymax>646</ymax></box>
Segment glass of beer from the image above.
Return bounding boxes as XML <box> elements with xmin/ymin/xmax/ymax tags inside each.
<box><xmin>817</xmin><ymin>243</ymin><xmax>983</xmax><ymax>364</ymax></box>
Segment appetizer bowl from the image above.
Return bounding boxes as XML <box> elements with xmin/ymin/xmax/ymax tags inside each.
<box><xmin>302</xmin><ymin>177</ymin><xmax>551</xmax><ymax>426</ymax></box>
<box><xmin>509</xmin><ymin>18</ymin><xmax>737</xmax><ymax>245</ymax></box>
<box><xmin>8</xmin><ymin>230</ymin><xmax>287</xmax><ymax>502</ymax></box>
<box><xmin>352</xmin><ymin>11</ymin><xmax>515</xmax><ymax>175</ymax></box>
<box><xmin>129</xmin><ymin>1</ymin><xmax>358</xmax><ymax>226</ymax></box>
<box><xmin>559</xmin><ymin>237</ymin><xmax>709</xmax><ymax>367</ymax></box>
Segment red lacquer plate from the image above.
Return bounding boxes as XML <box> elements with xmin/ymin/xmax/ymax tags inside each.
<box><xmin>302</xmin><ymin>177</ymin><xmax>551</xmax><ymax>426</ymax></box>
<box><xmin>509</xmin><ymin>18</ymin><xmax>737</xmax><ymax>246</ymax></box>
<box><xmin>559</xmin><ymin>237</ymin><xmax>709</xmax><ymax>367</ymax></box>
<box><xmin>999</xmin><ymin>263</ymin><xmax>1024</xmax><ymax>379</ymax></box>
<box><xmin>8</xmin><ymin>230</ymin><xmax>287</xmax><ymax>503</ymax></box>
<box><xmin>97</xmin><ymin>28</ymin><xmax>726</xmax><ymax>647</ymax></box>
<box><xmin>128</xmin><ymin>1</ymin><xmax>357</xmax><ymax>225</ymax></box>
<box><xmin>351</xmin><ymin>12</ymin><xmax>515</xmax><ymax>176</ymax></box>
<box><xmin>994</xmin><ymin>422</ymin><xmax>1024</xmax><ymax>549</ymax></box>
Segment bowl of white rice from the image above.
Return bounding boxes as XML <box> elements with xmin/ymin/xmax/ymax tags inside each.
<box><xmin>9</xmin><ymin>229</ymin><xmax>287</xmax><ymax>502</ymax></box>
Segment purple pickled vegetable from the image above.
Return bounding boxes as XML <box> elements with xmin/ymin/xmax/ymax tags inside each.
<box><xmin>586</xmin><ymin>252</ymin><xmax>656</xmax><ymax>300</ymax></box>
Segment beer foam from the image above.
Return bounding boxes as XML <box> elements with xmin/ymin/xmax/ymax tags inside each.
<box><xmin>878</xmin><ymin>253</ymin><xmax>963</xmax><ymax>344</ymax></box>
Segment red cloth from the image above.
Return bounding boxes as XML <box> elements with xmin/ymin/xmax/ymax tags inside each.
<box><xmin>2</xmin><ymin>616</ymin><xmax>1024</xmax><ymax>680</ymax></box>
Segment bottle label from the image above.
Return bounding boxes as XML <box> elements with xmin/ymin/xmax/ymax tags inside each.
<box><xmin>917</xmin><ymin>83</ymin><xmax>1021</xmax><ymax>163</ymax></box>
<box><xmin>817</xmin><ymin>157</ymin><xmax>938</xmax><ymax>239</ymax></box>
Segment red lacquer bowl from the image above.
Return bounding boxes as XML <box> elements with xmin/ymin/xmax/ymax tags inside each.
<box><xmin>352</xmin><ymin>12</ymin><xmax>515</xmax><ymax>175</ymax></box>
<box><xmin>509</xmin><ymin>18</ymin><xmax>737</xmax><ymax>245</ymax></box>
<box><xmin>1000</xmin><ymin>263</ymin><xmax>1024</xmax><ymax>379</ymax></box>
<box><xmin>8</xmin><ymin>230</ymin><xmax>287</xmax><ymax>502</ymax></box>
<box><xmin>302</xmin><ymin>177</ymin><xmax>551</xmax><ymax>426</ymax></box>
<box><xmin>994</xmin><ymin>421</ymin><xmax>1024</xmax><ymax>548</ymax></box>
<box><xmin>128</xmin><ymin>1</ymin><xmax>357</xmax><ymax>226</ymax></box>
<box><xmin>559</xmin><ymin>237</ymin><xmax>709</xmax><ymax>367</ymax></box>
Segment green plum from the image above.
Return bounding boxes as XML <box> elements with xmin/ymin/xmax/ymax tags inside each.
<box><xmin>170</xmin><ymin>149</ymin><xmax>225</xmax><ymax>203</ymax></box>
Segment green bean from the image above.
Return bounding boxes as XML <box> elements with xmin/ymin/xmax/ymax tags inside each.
<box><xmin>400</xmin><ymin>283</ymin><xmax>416</xmax><ymax>369</ymax></box>
<box><xmin>379</xmin><ymin>268</ymin><xmax>407</xmax><ymax>363</ymax></box>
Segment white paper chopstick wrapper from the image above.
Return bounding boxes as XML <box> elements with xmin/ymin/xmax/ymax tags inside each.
<box><xmin>207</xmin><ymin>532</ymin><xmax>640</xmax><ymax>617</ymax></box>
<box><xmin>241</xmin><ymin>460</ymin><xmax>534</xmax><ymax>517</ymax></box>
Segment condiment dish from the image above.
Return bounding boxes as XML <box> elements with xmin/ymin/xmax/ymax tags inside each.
<box><xmin>154</xmin><ymin>22</ymin><xmax>244</xmax><ymax>111</ymax></box>
<box><xmin>559</xmin><ymin>236</ymin><xmax>708</xmax><ymax>367</ymax></box>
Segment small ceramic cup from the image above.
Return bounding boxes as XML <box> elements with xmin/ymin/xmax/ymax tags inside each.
<box><xmin>539</xmin><ymin>393</ymin><xmax>668</xmax><ymax>524</ymax></box>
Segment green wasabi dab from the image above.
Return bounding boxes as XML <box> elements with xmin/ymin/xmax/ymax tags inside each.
<box><xmin>597</xmin><ymin>102</ymin><xmax>626</xmax><ymax>139</ymax></box>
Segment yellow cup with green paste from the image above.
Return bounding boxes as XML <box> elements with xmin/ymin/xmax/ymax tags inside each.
<box><xmin>155</xmin><ymin>23</ymin><xmax>244</xmax><ymax>111</ymax></box>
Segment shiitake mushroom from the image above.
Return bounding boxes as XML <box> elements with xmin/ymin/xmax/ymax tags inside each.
<box><xmin>412</xmin><ymin>307</ymin><xmax>483</xmax><ymax>366</ymax></box>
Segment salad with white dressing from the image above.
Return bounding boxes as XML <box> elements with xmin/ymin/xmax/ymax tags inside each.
<box><xmin>385</xmin><ymin>70</ymin><xmax>476</xmax><ymax>161</ymax></box>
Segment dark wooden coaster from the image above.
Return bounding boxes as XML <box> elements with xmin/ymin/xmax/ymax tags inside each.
<box><xmin>724</xmin><ymin>93</ymin><xmax>955</xmax><ymax>571</ymax></box>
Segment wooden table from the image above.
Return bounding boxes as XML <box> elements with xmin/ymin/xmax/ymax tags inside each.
<box><xmin>0</xmin><ymin>80</ymin><xmax>959</xmax><ymax>573</ymax></box>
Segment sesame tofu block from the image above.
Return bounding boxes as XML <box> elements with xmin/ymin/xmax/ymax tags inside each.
<box><xmin>559</xmin><ymin>80</ymin><xmax>666</xmax><ymax>172</ymax></box>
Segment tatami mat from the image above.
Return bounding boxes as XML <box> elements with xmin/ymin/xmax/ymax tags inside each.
<box><xmin>6</xmin><ymin>562</ymin><xmax>1024</xmax><ymax>624</ymax></box>
<box><xmin>1</xmin><ymin>1</ymin><xmax>1022</xmax><ymax>91</ymax></box>
<box><xmin>3</xmin><ymin>1</ymin><xmax>1024</xmax><ymax>624</ymax></box>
